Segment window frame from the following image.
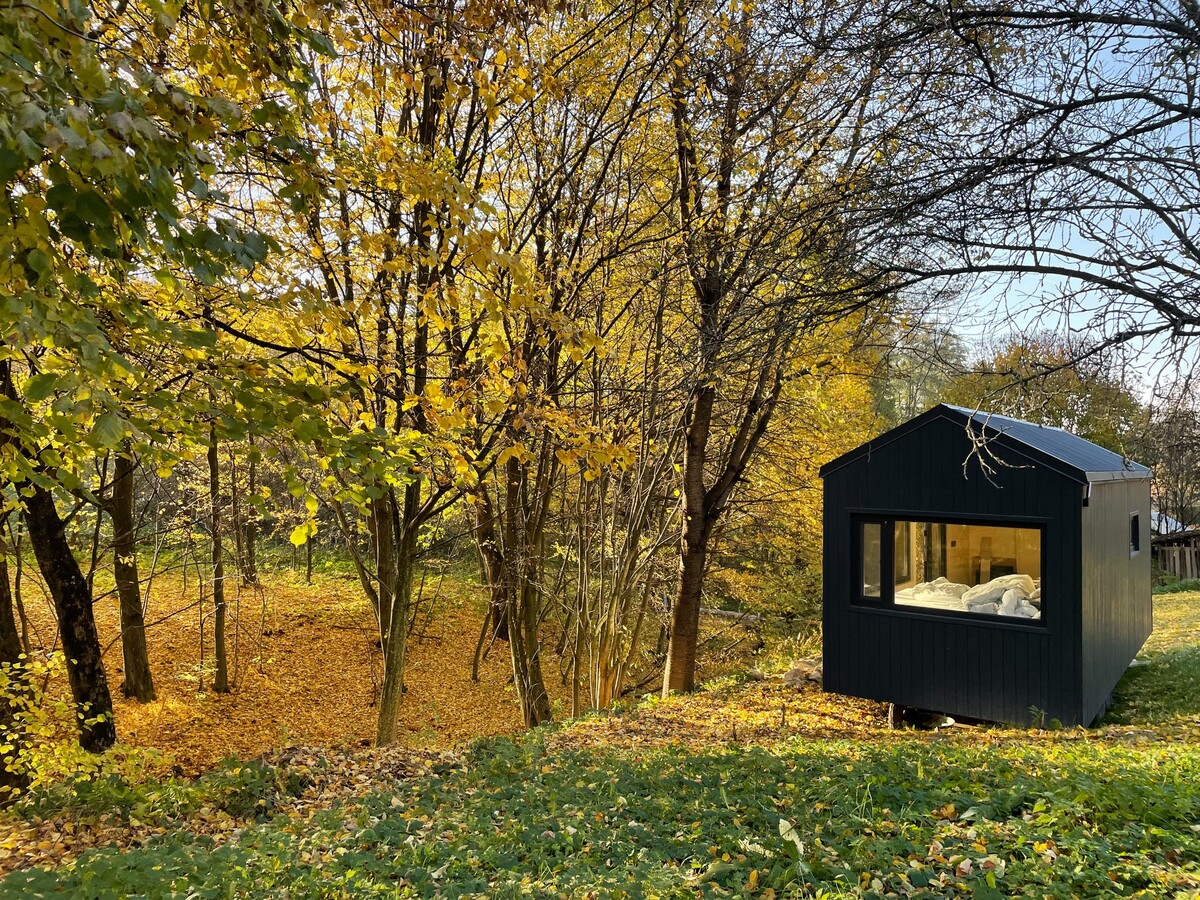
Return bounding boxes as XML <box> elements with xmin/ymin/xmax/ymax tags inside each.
<box><xmin>894</xmin><ymin>520</ymin><xmax>912</xmax><ymax>583</ymax></box>
<box><xmin>849</xmin><ymin>511</ymin><xmax>1048</xmax><ymax>628</ymax></box>
<box><xmin>855</xmin><ymin>517</ymin><xmax>890</xmax><ymax>603</ymax></box>
<box><xmin>1129</xmin><ymin>512</ymin><xmax>1141</xmax><ymax>557</ymax></box>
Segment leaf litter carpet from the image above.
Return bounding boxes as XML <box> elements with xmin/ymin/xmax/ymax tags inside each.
<box><xmin>32</xmin><ymin>572</ymin><xmax>528</xmax><ymax>772</ymax></box>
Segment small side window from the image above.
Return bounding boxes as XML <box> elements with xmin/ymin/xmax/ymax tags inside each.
<box><xmin>861</xmin><ymin>521</ymin><xmax>882</xmax><ymax>599</ymax></box>
<box><xmin>1130</xmin><ymin>513</ymin><xmax>1141</xmax><ymax>556</ymax></box>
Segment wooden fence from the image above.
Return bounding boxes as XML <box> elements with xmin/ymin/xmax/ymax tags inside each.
<box><xmin>1155</xmin><ymin>542</ymin><xmax>1200</xmax><ymax>580</ymax></box>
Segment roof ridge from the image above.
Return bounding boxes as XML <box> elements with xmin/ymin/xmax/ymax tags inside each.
<box><xmin>818</xmin><ymin>404</ymin><xmax>1150</xmax><ymax>482</ymax></box>
<box><xmin>943</xmin><ymin>403</ymin><xmax>1068</xmax><ymax>433</ymax></box>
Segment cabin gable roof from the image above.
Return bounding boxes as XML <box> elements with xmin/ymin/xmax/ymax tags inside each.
<box><xmin>819</xmin><ymin>403</ymin><xmax>1151</xmax><ymax>485</ymax></box>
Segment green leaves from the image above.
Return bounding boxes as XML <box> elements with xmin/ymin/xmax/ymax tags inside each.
<box><xmin>89</xmin><ymin>412</ymin><xmax>126</xmax><ymax>449</ymax></box>
<box><xmin>0</xmin><ymin>0</ymin><xmax>326</xmax><ymax>492</ymax></box>
<box><xmin>23</xmin><ymin>249</ymin><xmax>50</xmax><ymax>277</ymax></box>
<box><xmin>46</xmin><ymin>183</ymin><xmax>117</xmax><ymax>250</ymax></box>
<box><xmin>22</xmin><ymin>373</ymin><xmax>58</xmax><ymax>404</ymax></box>
<box><xmin>0</xmin><ymin>146</ymin><xmax>22</xmax><ymax>183</ymax></box>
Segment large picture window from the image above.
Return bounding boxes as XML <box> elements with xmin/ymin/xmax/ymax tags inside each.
<box><xmin>855</xmin><ymin>517</ymin><xmax>1043</xmax><ymax>622</ymax></box>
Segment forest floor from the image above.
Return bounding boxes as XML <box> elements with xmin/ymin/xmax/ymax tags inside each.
<box><xmin>0</xmin><ymin>585</ymin><xmax>1197</xmax><ymax>896</ymax></box>
<box><xmin>11</xmin><ymin>564</ymin><xmax>771</xmax><ymax>771</ymax></box>
<box><xmin>12</xmin><ymin>566</ymin><xmax>528</xmax><ymax>772</ymax></box>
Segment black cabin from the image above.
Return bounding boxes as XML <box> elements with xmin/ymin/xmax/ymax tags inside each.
<box><xmin>819</xmin><ymin>404</ymin><xmax>1152</xmax><ymax>727</ymax></box>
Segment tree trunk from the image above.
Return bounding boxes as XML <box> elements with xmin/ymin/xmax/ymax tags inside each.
<box><xmin>664</xmin><ymin>534</ymin><xmax>708</xmax><ymax>695</ymax></box>
<box><xmin>368</xmin><ymin>494</ymin><xmax>397</xmax><ymax>652</ymax></box>
<box><xmin>290</xmin><ymin>494</ymin><xmax>298</xmax><ymax>574</ymax></box>
<box><xmin>112</xmin><ymin>452</ymin><xmax>155</xmax><ymax>702</ymax></box>
<box><xmin>0</xmin><ymin>556</ymin><xmax>20</xmax><ymax>666</ymax></box>
<box><xmin>244</xmin><ymin>451</ymin><xmax>258</xmax><ymax>585</ymax></box>
<box><xmin>374</xmin><ymin>509</ymin><xmax>412</xmax><ymax>747</ymax></box>
<box><xmin>230</xmin><ymin>453</ymin><xmax>246</xmax><ymax>584</ymax></box>
<box><xmin>474</xmin><ymin>491</ymin><xmax>509</xmax><ymax>642</ymax></box>
<box><xmin>663</xmin><ymin>381</ymin><xmax>716</xmax><ymax>696</ymax></box>
<box><xmin>501</xmin><ymin>457</ymin><xmax>553</xmax><ymax>728</ymax></box>
<box><xmin>22</xmin><ymin>484</ymin><xmax>116</xmax><ymax>751</ymax></box>
<box><xmin>374</xmin><ymin>574</ymin><xmax>410</xmax><ymax>746</ymax></box>
<box><xmin>85</xmin><ymin>467</ymin><xmax>106</xmax><ymax>593</ymax></box>
<box><xmin>508</xmin><ymin>575</ymin><xmax>553</xmax><ymax>727</ymax></box>
<box><xmin>9</xmin><ymin>524</ymin><xmax>29</xmax><ymax>656</ymax></box>
<box><xmin>0</xmin><ymin>551</ymin><xmax>30</xmax><ymax>799</ymax></box>
<box><xmin>208</xmin><ymin>432</ymin><xmax>230</xmax><ymax>694</ymax></box>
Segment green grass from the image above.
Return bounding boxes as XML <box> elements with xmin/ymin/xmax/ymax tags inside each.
<box><xmin>1106</xmin><ymin>590</ymin><xmax>1200</xmax><ymax>725</ymax></box>
<box><xmin>4</xmin><ymin>591</ymin><xmax>1200</xmax><ymax>898</ymax></box>
<box><xmin>13</xmin><ymin>757</ymin><xmax>300</xmax><ymax>827</ymax></box>
<box><xmin>3</xmin><ymin>736</ymin><xmax>1198</xmax><ymax>898</ymax></box>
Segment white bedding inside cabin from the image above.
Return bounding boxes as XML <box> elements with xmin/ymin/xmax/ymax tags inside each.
<box><xmin>893</xmin><ymin>588</ymin><xmax>969</xmax><ymax>612</ymax></box>
<box><xmin>893</xmin><ymin>575</ymin><xmax>1042</xmax><ymax>619</ymax></box>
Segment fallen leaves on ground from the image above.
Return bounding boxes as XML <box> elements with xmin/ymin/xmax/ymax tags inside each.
<box><xmin>0</xmin><ymin>568</ymin><xmax>768</xmax><ymax>877</ymax></box>
<box><xmin>1143</xmin><ymin>591</ymin><xmax>1200</xmax><ymax>654</ymax></box>
<box><xmin>21</xmin><ymin>567</ymin><xmax>766</xmax><ymax>774</ymax></box>
<box><xmin>547</xmin><ymin>678</ymin><xmax>888</xmax><ymax>753</ymax></box>
<box><xmin>20</xmin><ymin>570</ymin><xmax>529</xmax><ymax>773</ymax></box>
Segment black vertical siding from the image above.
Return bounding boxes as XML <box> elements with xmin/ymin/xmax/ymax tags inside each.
<box><xmin>822</xmin><ymin>414</ymin><xmax>1088</xmax><ymax>725</ymax></box>
<box><xmin>1079</xmin><ymin>480</ymin><xmax>1153</xmax><ymax>723</ymax></box>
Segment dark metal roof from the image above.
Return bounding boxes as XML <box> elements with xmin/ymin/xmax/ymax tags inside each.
<box><xmin>819</xmin><ymin>403</ymin><xmax>1151</xmax><ymax>484</ymax></box>
<box><xmin>942</xmin><ymin>405</ymin><xmax>1150</xmax><ymax>482</ymax></box>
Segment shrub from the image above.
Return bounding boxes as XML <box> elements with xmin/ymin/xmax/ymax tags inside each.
<box><xmin>1153</xmin><ymin>577</ymin><xmax>1200</xmax><ymax>595</ymax></box>
<box><xmin>707</xmin><ymin>565</ymin><xmax>822</xmax><ymax>623</ymax></box>
<box><xmin>0</xmin><ymin>653</ymin><xmax>146</xmax><ymax>804</ymax></box>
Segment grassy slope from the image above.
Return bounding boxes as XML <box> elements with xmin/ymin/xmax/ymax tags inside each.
<box><xmin>3</xmin><ymin>595</ymin><xmax>1200</xmax><ymax>899</ymax></box>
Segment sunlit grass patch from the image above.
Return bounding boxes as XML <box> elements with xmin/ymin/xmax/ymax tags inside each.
<box><xmin>1105</xmin><ymin>590</ymin><xmax>1200</xmax><ymax>726</ymax></box>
